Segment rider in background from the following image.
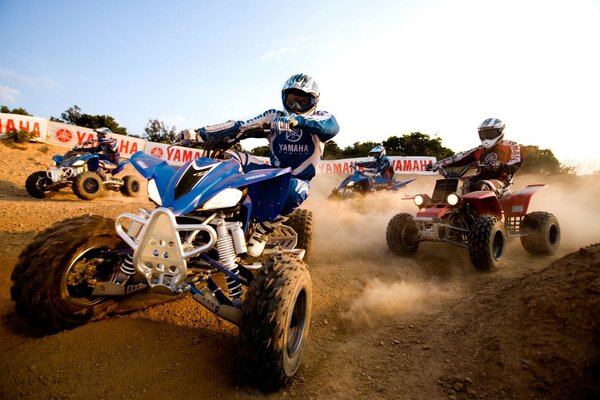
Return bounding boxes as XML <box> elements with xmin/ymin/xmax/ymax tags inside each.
<box><xmin>354</xmin><ymin>144</ymin><xmax>394</xmax><ymax>187</ymax></box>
<box><xmin>430</xmin><ymin>118</ymin><xmax>522</xmax><ymax>193</ymax></box>
<box><xmin>88</xmin><ymin>127</ymin><xmax>120</xmax><ymax>173</ymax></box>
<box><xmin>179</xmin><ymin>73</ymin><xmax>339</xmax><ymax>256</ymax></box>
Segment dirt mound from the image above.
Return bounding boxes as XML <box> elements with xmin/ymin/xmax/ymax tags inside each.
<box><xmin>428</xmin><ymin>243</ymin><xmax>600</xmax><ymax>399</ymax></box>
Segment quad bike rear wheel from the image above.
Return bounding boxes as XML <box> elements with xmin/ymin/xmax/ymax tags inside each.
<box><xmin>10</xmin><ymin>216</ymin><xmax>124</xmax><ymax>334</ymax></box>
<box><xmin>286</xmin><ymin>208</ymin><xmax>314</xmax><ymax>261</ymax></box>
<box><xmin>520</xmin><ymin>211</ymin><xmax>560</xmax><ymax>255</ymax></box>
<box><xmin>120</xmin><ymin>175</ymin><xmax>141</xmax><ymax>197</ymax></box>
<box><xmin>386</xmin><ymin>213</ymin><xmax>420</xmax><ymax>255</ymax></box>
<box><xmin>239</xmin><ymin>254</ymin><xmax>312</xmax><ymax>391</ymax></box>
<box><xmin>468</xmin><ymin>215</ymin><xmax>505</xmax><ymax>271</ymax></box>
<box><xmin>73</xmin><ymin>171</ymin><xmax>104</xmax><ymax>200</ymax></box>
<box><xmin>25</xmin><ymin>170</ymin><xmax>55</xmax><ymax>198</ymax></box>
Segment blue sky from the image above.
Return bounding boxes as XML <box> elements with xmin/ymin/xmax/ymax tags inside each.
<box><xmin>1</xmin><ymin>0</ymin><xmax>599</xmax><ymax>172</ymax></box>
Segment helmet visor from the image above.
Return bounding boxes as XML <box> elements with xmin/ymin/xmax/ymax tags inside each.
<box><xmin>478</xmin><ymin>129</ymin><xmax>502</xmax><ymax>141</ymax></box>
<box><xmin>284</xmin><ymin>92</ymin><xmax>317</xmax><ymax>113</ymax></box>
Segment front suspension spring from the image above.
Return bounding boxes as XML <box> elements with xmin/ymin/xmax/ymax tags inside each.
<box><xmin>216</xmin><ymin>222</ymin><xmax>242</xmax><ymax>298</ymax></box>
<box><xmin>226</xmin><ymin>268</ymin><xmax>243</xmax><ymax>298</ymax></box>
<box><xmin>119</xmin><ymin>253</ymin><xmax>135</xmax><ymax>275</ymax></box>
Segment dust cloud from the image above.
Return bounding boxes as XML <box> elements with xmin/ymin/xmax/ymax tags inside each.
<box><xmin>515</xmin><ymin>174</ymin><xmax>600</xmax><ymax>252</ymax></box>
<box><xmin>304</xmin><ymin>173</ymin><xmax>461</xmax><ymax>327</ymax></box>
<box><xmin>339</xmin><ymin>278</ymin><xmax>456</xmax><ymax>327</ymax></box>
<box><xmin>303</xmin><ymin>172</ymin><xmax>600</xmax><ymax>328</ymax></box>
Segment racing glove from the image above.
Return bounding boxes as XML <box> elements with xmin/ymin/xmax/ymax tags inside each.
<box><xmin>175</xmin><ymin>129</ymin><xmax>202</xmax><ymax>146</ymax></box>
<box><xmin>482</xmin><ymin>160</ymin><xmax>502</xmax><ymax>170</ymax></box>
<box><xmin>425</xmin><ymin>162</ymin><xmax>440</xmax><ymax>171</ymax></box>
<box><xmin>271</xmin><ymin>116</ymin><xmax>298</xmax><ymax>135</ymax></box>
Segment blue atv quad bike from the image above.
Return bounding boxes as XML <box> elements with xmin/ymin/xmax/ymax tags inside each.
<box><xmin>329</xmin><ymin>165</ymin><xmax>415</xmax><ymax>200</ymax></box>
<box><xmin>25</xmin><ymin>145</ymin><xmax>140</xmax><ymax>200</ymax></box>
<box><xmin>11</xmin><ymin>123</ymin><xmax>313</xmax><ymax>392</ymax></box>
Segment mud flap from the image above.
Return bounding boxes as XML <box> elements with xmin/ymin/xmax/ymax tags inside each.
<box><xmin>267</xmin><ymin>225</ymin><xmax>298</xmax><ymax>250</ymax></box>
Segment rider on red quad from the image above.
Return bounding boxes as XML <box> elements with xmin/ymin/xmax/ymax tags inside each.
<box><xmin>178</xmin><ymin>73</ymin><xmax>340</xmax><ymax>256</ymax></box>
<box><xmin>429</xmin><ymin>118</ymin><xmax>522</xmax><ymax>194</ymax></box>
<box><xmin>89</xmin><ymin>127</ymin><xmax>120</xmax><ymax>173</ymax></box>
<box><xmin>354</xmin><ymin>145</ymin><xmax>394</xmax><ymax>187</ymax></box>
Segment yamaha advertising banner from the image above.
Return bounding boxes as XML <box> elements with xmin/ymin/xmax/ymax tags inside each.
<box><xmin>0</xmin><ymin>113</ymin><xmax>437</xmax><ymax>174</ymax></box>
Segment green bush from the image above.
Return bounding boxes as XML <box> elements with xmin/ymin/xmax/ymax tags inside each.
<box><xmin>3</xmin><ymin>129</ymin><xmax>35</xmax><ymax>143</ymax></box>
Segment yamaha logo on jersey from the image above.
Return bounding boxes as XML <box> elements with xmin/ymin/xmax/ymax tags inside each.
<box><xmin>484</xmin><ymin>153</ymin><xmax>498</xmax><ymax>163</ymax></box>
<box><xmin>286</xmin><ymin>128</ymin><xmax>303</xmax><ymax>142</ymax></box>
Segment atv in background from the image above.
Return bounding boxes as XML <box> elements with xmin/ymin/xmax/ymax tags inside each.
<box><xmin>25</xmin><ymin>144</ymin><xmax>140</xmax><ymax>200</ymax></box>
<box><xmin>329</xmin><ymin>165</ymin><xmax>415</xmax><ymax>200</ymax></box>
<box><xmin>386</xmin><ymin>162</ymin><xmax>560</xmax><ymax>270</ymax></box>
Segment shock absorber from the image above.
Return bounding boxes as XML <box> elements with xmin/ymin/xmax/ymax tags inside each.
<box><xmin>119</xmin><ymin>209</ymin><xmax>150</xmax><ymax>279</ymax></box>
<box><xmin>216</xmin><ymin>221</ymin><xmax>243</xmax><ymax>298</ymax></box>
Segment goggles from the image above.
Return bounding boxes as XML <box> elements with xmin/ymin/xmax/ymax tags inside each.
<box><xmin>478</xmin><ymin>129</ymin><xmax>502</xmax><ymax>141</ymax></box>
<box><xmin>284</xmin><ymin>92</ymin><xmax>317</xmax><ymax>113</ymax></box>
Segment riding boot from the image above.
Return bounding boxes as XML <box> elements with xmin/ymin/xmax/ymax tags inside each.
<box><xmin>246</xmin><ymin>215</ymin><xmax>289</xmax><ymax>257</ymax></box>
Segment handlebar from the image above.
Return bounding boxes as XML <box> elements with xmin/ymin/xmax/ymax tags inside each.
<box><xmin>433</xmin><ymin>161</ymin><xmax>502</xmax><ymax>179</ymax></box>
<box><xmin>176</xmin><ymin>119</ymin><xmax>299</xmax><ymax>159</ymax></box>
<box><xmin>170</xmin><ymin>118</ymin><xmax>298</xmax><ymax>159</ymax></box>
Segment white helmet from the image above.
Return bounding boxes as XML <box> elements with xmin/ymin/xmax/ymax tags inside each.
<box><xmin>281</xmin><ymin>73</ymin><xmax>320</xmax><ymax>116</ymax></box>
<box><xmin>478</xmin><ymin>118</ymin><xmax>505</xmax><ymax>149</ymax></box>
<box><xmin>369</xmin><ymin>145</ymin><xmax>386</xmax><ymax>160</ymax></box>
<box><xmin>94</xmin><ymin>127</ymin><xmax>113</xmax><ymax>140</ymax></box>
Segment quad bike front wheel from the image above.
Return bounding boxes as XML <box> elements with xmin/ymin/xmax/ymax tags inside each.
<box><xmin>468</xmin><ymin>215</ymin><xmax>505</xmax><ymax>271</ymax></box>
<box><xmin>120</xmin><ymin>175</ymin><xmax>141</xmax><ymax>197</ymax></box>
<box><xmin>341</xmin><ymin>187</ymin><xmax>363</xmax><ymax>200</ymax></box>
<box><xmin>386</xmin><ymin>213</ymin><xmax>420</xmax><ymax>255</ymax></box>
<box><xmin>25</xmin><ymin>171</ymin><xmax>55</xmax><ymax>198</ymax></box>
<box><xmin>239</xmin><ymin>254</ymin><xmax>312</xmax><ymax>391</ymax></box>
<box><xmin>286</xmin><ymin>208</ymin><xmax>314</xmax><ymax>261</ymax></box>
<box><xmin>520</xmin><ymin>211</ymin><xmax>560</xmax><ymax>255</ymax></box>
<box><xmin>73</xmin><ymin>171</ymin><xmax>104</xmax><ymax>200</ymax></box>
<box><xmin>10</xmin><ymin>216</ymin><xmax>124</xmax><ymax>334</ymax></box>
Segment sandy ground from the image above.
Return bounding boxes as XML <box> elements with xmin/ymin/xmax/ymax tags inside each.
<box><xmin>0</xmin><ymin>142</ymin><xmax>598</xmax><ymax>400</ymax></box>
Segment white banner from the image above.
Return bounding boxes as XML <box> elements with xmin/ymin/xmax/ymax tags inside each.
<box><xmin>46</xmin><ymin>121</ymin><xmax>146</xmax><ymax>158</ymax></box>
<box><xmin>143</xmin><ymin>142</ymin><xmax>205</xmax><ymax>166</ymax></box>
<box><xmin>318</xmin><ymin>156</ymin><xmax>438</xmax><ymax>175</ymax></box>
<box><xmin>1</xmin><ymin>112</ymin><xmax>437</xmax><ymax>173</ymax></box>
<box><xmin>46</xmin><ymin>121</ymin><xmax>95</xmax><ymax>147</ymax></box>
<box><xmin>0</xmin><ymin>113</ymin><xmax>48</xmax><ymax>142</ymax></box>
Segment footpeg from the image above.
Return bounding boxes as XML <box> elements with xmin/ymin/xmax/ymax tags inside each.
<box><xmin>92</xmin><ymin>282</ymin><xmax>148</xmax><ymax>296</ymax></box>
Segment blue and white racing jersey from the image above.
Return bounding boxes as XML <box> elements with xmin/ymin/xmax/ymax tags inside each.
<box><xmin>198</xmin><ymin>109</ymin><xmax>339</xmax><ymax>181</ymax></box>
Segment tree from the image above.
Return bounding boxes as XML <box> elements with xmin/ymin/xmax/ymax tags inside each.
<box><xmin>248</xmin><ymin>145</ymin><xmax>270</xmax><ymax>157</ymax></box>
<box><xmin>342</xmin><ymin>141</ymin><xmax>378</xmax><ymax>158</ymax></box>
<box><xmin>323</xmin><ymin>140</ymin><xmax>342</xmax><ymax>160</ymax></box>
<box><xmin>144</xmin><ymin>118</ymin><xmax>176</xmax><ymax>144</ymax></box>
<box><xmin>51</xmin><ymin>105</ymin><xmax>128</xmax><ymax>135</ymax></box>
<box><xmin>1</xmin><ymin>105</ymin><xmax>31</xmax><ymax>116</ymax></box>
<box><xmin>383</xmin><ymin>132</ymin><xmax>454</xmax><ymax>159</ymax></box>
<box><xmin>519</xmin><ymin>145</ymin><xmax>574</xmax><ymax>175</ymax></box>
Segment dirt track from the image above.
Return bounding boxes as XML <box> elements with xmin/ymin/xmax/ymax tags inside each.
<box><xmin>0</xmin><ymin>142</ymin><xmax>599</xmax><ymax>400</ymax></box>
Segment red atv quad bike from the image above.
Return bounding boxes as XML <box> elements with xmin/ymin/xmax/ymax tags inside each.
<box><xmin>386</xmin><ymin>162</ymin><xmax>560</xmax><ymax>271</ymax></box>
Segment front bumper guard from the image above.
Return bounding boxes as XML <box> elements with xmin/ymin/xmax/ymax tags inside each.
<box><xmin>116</xmin><ymin>208</ymin><xmax>217</xmax><ymax>294</ymax></box>
<box><xmin>413</xmin><ymin>216</ymin><xmax>468</xmax><ymax>247</ymax></box>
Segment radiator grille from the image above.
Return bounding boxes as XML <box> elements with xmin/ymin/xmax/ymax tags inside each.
<box><xmin>431</xmin><ymin>178</ymin><xmax>459</xmax><ymax>203</ymax></box>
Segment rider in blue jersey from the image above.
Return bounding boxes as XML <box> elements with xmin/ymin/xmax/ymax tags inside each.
<box><xmin>179</xmin><ymin>73</ymin><xmax>339</xmax><ymax>256</ymax></box>
<box><xmin>355</xmin><ymin>145</ymin><xmax>394</xmax><ymax>187</ymax></box>
<box><xmin>86</xmin><ymin>127</ymin><xmax>120</xmax><ymax>176</ymax></box>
